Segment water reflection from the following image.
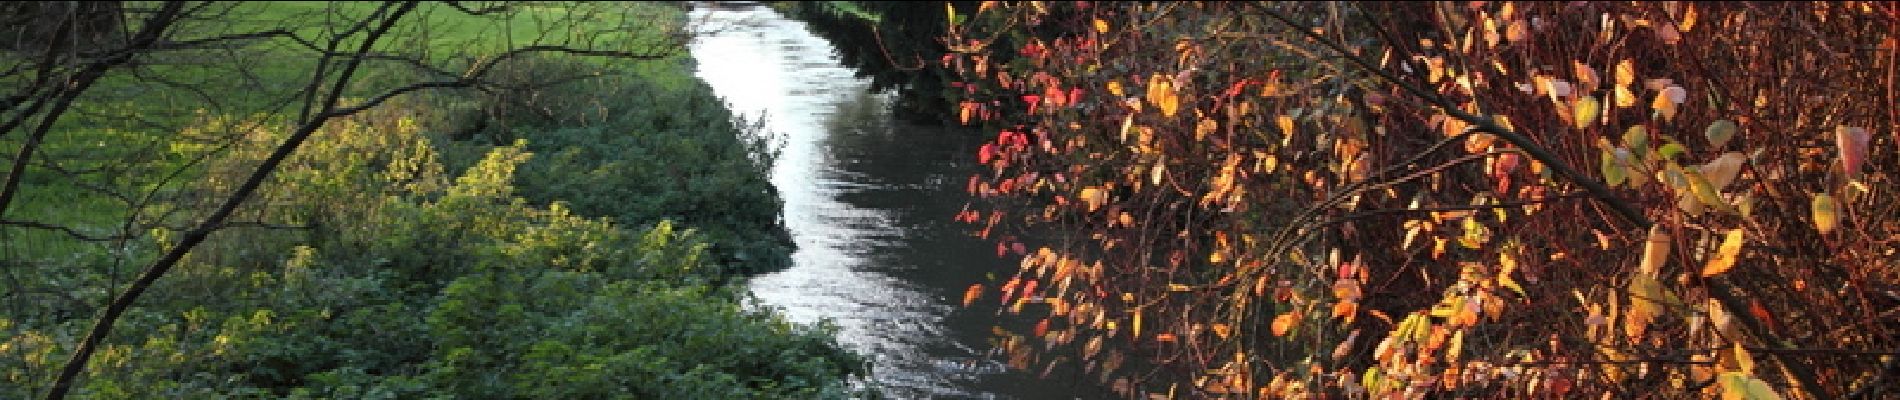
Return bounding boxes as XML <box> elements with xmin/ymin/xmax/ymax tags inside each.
<box><xmin>688</xmin><ymin>5</ymin><xmax>1109</xmax><ymax>398</ymax></box>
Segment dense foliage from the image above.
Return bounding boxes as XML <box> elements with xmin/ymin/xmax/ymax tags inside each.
<box><xmin>937</xmin><ymin>1</ymin><xmax>1896</xmax><ymax>398</ymax></box>
<box><xmin>1</xmin><ymin>2</ymin><xmax>861</xmax><ymax>398</ymax></box>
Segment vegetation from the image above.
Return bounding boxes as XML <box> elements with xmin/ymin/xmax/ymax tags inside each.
<box><xmin>2</xmin><ymin>1</ymin><xmax>858</xmax><ymax>398</ymax></box>
<box><xmin>933</xmin><ymin>1</ymin><xmax>1897</xmax><ymax>398</ymax></box>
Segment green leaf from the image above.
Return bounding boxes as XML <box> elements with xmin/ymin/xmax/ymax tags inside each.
<box><xmin>1623</xmin><ymin>126</ymin><xmax>1650</xmax><ymax>157</ymax></box>
<box><xmin>1659</xmin><ymin>142</ymin><xmax>1688</xmax><ymax>161</ymax></box>
<box><xmin>1718</xmin><ymin>372</ymin><xmax>1785</xmax><ymax>400</ymax></box>
<box><xmin>1706</xmin><ymin>119</ymin><xmax>1739</xmax><ymax>149</ymax></box>
<box><xmin>1601</xmin><ymin>148</ymin><xmax>1628</xmax><ymax>187</ymax></box>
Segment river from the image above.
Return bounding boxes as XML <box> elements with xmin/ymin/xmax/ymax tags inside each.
<box><xmin>687</xmin><ymin>4</ymin><xmax>1111</xmax><ymax>399</ymax></box>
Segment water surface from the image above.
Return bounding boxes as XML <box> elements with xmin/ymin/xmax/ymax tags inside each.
<box><xmin>689</xmin><ymin>5</ymin><xmax>1112</xmax><ymax>398</ymax></box>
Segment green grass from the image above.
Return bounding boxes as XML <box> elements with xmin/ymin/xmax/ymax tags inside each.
<box><xmin>1</xmin><ymin>0</ymin><xmax>699</xmax><ymax>284</ymax></box>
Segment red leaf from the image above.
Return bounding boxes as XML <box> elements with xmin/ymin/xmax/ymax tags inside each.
<box><xmin>978</xmin><ymin>143</ymin><xmax>996</xmax><ymax>164</ymax></box>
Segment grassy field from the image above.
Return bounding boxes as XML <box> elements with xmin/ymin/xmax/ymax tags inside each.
<box><xmin>4</xmin><ymin>1</ymin><xmax>694</xmax><ymax>262</ymax></box>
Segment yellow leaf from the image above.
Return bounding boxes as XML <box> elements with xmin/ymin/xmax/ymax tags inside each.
<box><xmin>1277</xmin><ymin>115</ymin><xmax>1294</xmax><ymax>136</ymax></box>
<box><xmin>1107</xmin><ymin>80</ymin><xmax>1124</xmax><ymax>97</ymax></box>
<box><xmin>1701</xmin><ymin>229</ymin><xmax>1745</xmax><ymax>277</ymax></box>
<box><xmin>1211</xmin><ymin>323</ymin><xmax>1231</xmax><ymax>339</ymax></box>
<box><xmin>1498</xmin><ymin>253</ymin><xmax>1527</xmax><ymax>298</ymax></box>
<box><xmin>1614</xmin><ymin>86</ymin><xmax>1638</xmax><ymax>108</ymax></box>
<box><xmin>1447</xmin><ymin>329</ymin><xmax>1466</xmax><ymax>363</ymax></box>
<box><xmin>1146</xmin><ymin>74</ymin><xmax>1178</xmax><ymax>117</ymax></box>
<box><xmin>1093</xmin><ymin>18</ymin><xmax>1109</xmax><ymax>33</ymax></box>
<box><xmin>1080</xmin><ymin>187</ymin><xmax>1106</xmax><ymax>212</ymax></box>
<box><xmin>1615</xmin><ymin>59</ymin><xmax>1636</xmax><ymax>86</ymax></box>
<box><xmin>1271</xmin><ymin>311</ymin><xmax>1300</xmax><ymax>337</ymax></box>
<box><xmin>1573</xmin><ymin>95</ymin><xmax>1602</xmax><ymax>129</ymax></box>
<box><xmin>1812</xmin><ymin>193</ymin><xmax>1839</xmax><ymax>234</ymax></box>
<box><xmin>1158</xmin><ymin>92</ymin><xmax>1180</xmax><ymax>118</ymax></box>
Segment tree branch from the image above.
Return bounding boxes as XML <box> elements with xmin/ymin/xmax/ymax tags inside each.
<box><xmin>43</xmin><ymin>2</ymin><xmax>420</xmax><ymax>398</ymax></box>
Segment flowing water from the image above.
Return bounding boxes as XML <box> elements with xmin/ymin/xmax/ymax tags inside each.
<box><xmin>688</xmin><ymin>4</ymin><xmax>1111</xmax><ymax>399</ymax></box>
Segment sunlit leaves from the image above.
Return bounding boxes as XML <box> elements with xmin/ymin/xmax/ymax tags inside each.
<box><xmin>1145</xmin><ymin>74</ymin><xmax>1180</xmax><ymax>117</ymax></box>
<box><xmin>1812</xmin><ymin>192</ymin><xmax>1839</xmax><ymax>234</ymax></box>
<box><xmin>1701</xmin><ymin>229</ymin><xmax>1745</xmax><ymax>277</ymax></box>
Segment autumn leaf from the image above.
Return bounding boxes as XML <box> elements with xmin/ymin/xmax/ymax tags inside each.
<box><xmin>1573</xmin><ymin>95</ymin><xmax>1601</xmax><ymax>129</ymax></box>
<box><xmin>1654</xmin><ymin>85</ymin><xmax>1686</xmax><ymax>122</ymax></box>
<box><xmin>1080</xmin><ymin>187</ymin><xmax>1106</xmax><ymax>212</ymax></box>
<box><xmin>1837</xmin><ymin>126</ymin><xmax>1871</xmax><ymax>179</ymax></box>
<box><xmin>1271</xmin><ymin>311</ymin><xmax>1300</xmax><ymax>337</ymax></box>
<box><xmin>962</xmin><ymin>283</ymin><xmax>985</xmax><ymax>307</ymax></box>
<box><xmin>1684</xmin><ymin>168</ymin><xmax>1736</xmax><ymax>214</ymax></box>
<box><xmin>1812</xmin><ymin>192</ymin><xmax>1839</xmax><ymax>234</ymax></box>
<box><xmin>1701</xmin><ymin>229</ymin><xmax>1744</xmax><ymax>277</ymax></box>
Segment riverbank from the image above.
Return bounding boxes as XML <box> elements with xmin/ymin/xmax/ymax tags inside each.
<box><xmin>2</xmin><ymin>2</ymin><xmax>860</xmax><ymax>397</ymax></box>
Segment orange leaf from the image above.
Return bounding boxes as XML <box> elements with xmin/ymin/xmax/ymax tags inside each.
<box><xmin>962</xmin><ymin>284</ymin><xmax>984</xmax><ymax>307</ymax></box>
<box><xmin>1271</xmin><ymin>311</ymin><xmax>1300</xmax><ymax>337</ymax></box>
